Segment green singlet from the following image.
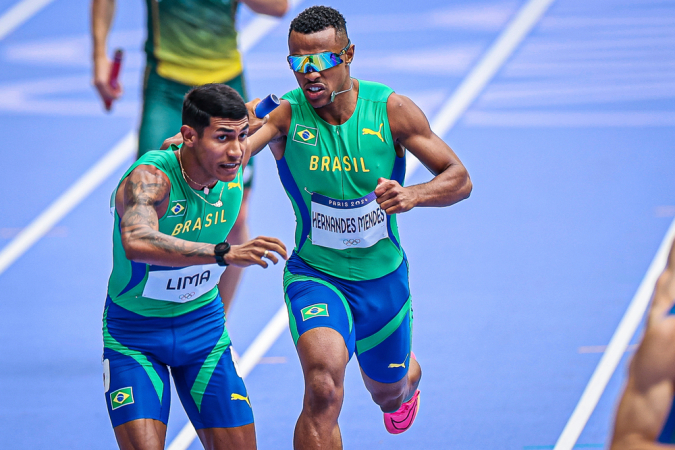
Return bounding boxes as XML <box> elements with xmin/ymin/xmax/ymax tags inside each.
<box><xmin>107</xmin><ymin>148</ymin><xmax>244</xmax><ymax>317</ymax></box>
<box><xmin>278</xmin><ymin>79</ymin><xmax>406</xmax><ymax>281</ymax></box>
<box><xmin>138</xmin><ymin>0</ymin><xmax>251</xmax><ymax>159</ymax></box>
<box><xmin>144</xmin><ymin>0</ymin><xmax>242</xmax><ymax>87</ymax></box>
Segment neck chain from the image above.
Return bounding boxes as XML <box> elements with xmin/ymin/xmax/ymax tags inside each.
<box><xmin>177</xmin><ymin>148</ymin><xmax>224</xmax><ymax>208</ymax></box>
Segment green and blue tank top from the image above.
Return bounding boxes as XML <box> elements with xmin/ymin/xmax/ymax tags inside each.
<box><xmin>107</xmin><ymin>149</ymin><xmax>243</xmax><ymax>317</ymax></box>
<box><xmin>278</xmin><ymin>79</ymin><xmax>406</xmax><ymax>281</ymax></box>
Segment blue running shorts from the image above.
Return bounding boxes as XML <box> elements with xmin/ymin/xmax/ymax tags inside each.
<box><xmin>283</xmin><ymin>252</ymin><xmax>413</xmax><ymax>384</ymax></box>
<box><xmin>102</xmin><ymin>296</ymin><xmax>253</xmax><ymax>429</ymax></box>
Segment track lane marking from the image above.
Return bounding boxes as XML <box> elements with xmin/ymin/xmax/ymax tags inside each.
<box><xmin>0</xmin><ymin>0</ymin><xmax>55</xmax><ymax>41</ymax></box>
<box><xmin>0</xmin><ymin>132</ymin><xmax>137</xmax><ymax>276</ymax></box>
<box><xmin>406</xmin><ymin>0</ymin><xmax>556</xmax><ymax>178</ymax></box>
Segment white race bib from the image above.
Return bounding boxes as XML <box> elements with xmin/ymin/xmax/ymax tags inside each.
<box><xmin>142</xmin><ymin>263</ymin><xmax>225</xmax><ymax>303</ymax></box>
<box><xmin>310</xmin><ymin>191</ymin><xmax>389</xmax><ymax>250</ymax></box>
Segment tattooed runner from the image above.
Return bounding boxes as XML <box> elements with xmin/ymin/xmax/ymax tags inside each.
<box><xmin>102</xmin><ymin>83</ymin><xmax>286</xmax><ymax>450</ymax></box>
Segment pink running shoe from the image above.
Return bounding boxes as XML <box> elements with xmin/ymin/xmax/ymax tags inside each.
<box><xmin>383</xmin><ymin>389</ymin><xmax>420</xmax><ymax>434</ymax></box>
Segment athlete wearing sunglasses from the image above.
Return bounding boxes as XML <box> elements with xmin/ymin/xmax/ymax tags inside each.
<box><xmin>254</xmin><ymin>6</ymin><xmax>470</xmax><ymax>448</ymax></box>
<box><xmin>160</xmin><ymin>6</ymin><xmax>472</xmax><ymax>448</ymax></box>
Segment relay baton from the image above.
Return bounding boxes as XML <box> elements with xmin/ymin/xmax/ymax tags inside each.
<box><xmin>254</xmin><ymin>94</ymin><xmax>280</xmax><ymax>118</ymax></box>
<box><xmin>104</xmin><ymin>49</ymin><xmax>124</xmax><ymax>111</ymax></box>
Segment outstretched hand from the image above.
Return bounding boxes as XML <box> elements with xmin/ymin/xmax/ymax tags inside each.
<box><xmin>375</xmin><ymin>177</ymin><xmax>418</xmax><ymax>214</ymax></box>
<box><xmin>225</xmin><ymin>236</ymin><xmax>288</xmax><ymax>269</ymax></box>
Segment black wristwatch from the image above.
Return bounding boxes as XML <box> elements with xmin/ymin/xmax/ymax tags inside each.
<box><xmin>214</xmin><ymin>241</ymin><xmax>231</xmax><ymax>266</ymax></box>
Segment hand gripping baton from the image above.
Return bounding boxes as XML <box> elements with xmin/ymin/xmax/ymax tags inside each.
<box><xmin>105</xmin><ymin>49</ymin><xmax>124</xmax><ymax>111</ymax></box>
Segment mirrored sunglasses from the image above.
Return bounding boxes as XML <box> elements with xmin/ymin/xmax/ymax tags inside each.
<box><xmin>287</xmin><ymin>40</ymin><xmax>351</xmax><ymax>73</ymax></box>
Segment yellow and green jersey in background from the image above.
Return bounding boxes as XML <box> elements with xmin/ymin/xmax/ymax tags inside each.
<box><xmin>144</xmin><ymin>0</ymin><xmax>242</xmax><ymax>86</ymax></box>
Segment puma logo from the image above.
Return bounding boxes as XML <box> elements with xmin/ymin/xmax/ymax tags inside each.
<box><xmin>228</xmin><ymin>181</ymin><xmax>241</xmax><ymax>190</ymax></box>
<box><xmin>231</xmin><ymin>393</ymin><xmax>251</xmax><ymax>407</ymax></box>
<box><xmin>362</xmin><ymin>123</ymin><xmax>385</xmax><ymax>143</ymax></box>
<box><xmin>388</xmin><ymin>354</ymin><xmax>408</xmax><ymax>369</ymax></box>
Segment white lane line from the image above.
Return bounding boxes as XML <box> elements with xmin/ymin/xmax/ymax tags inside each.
<box><xmin>0</xmin><ymin>0</ymin><xmax>55</xmax><ymax>41</ymax></box>
<box><xmin>166</xmin><ymin>306</ymin><xmax>289</xmax><ymax>450</ymax></box>
<box><xmin>405</xmin><ymin>0</ymin><xmax>556</xmax><ymax>178</ymax></box>
<box><xmin>0</xmin><ymin>132</ymin><xmax>137</xmax><ymax>276</ymax></box>
<box><xmin>553</xmin><ymin>218</ymin><xmax>675</xmax><ymax>450</ymax></box>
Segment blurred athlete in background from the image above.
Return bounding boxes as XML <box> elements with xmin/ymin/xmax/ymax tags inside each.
<box><xmin>91</xmin><ymin>0</ymin><xmax>288</xmax><ymax>316</ymax></box>
<box><xmin>610</xmin><ymin>238</ymin><xmax>675</xmax><ymax>449</ymax></box>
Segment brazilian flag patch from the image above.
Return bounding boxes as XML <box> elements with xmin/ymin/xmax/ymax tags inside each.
<box><xmin>301</xmin><ymin>303</ymin><xmax>329</xmax><ymax>321</ymax></box>
<box><xmin>110</xmin><ymin>387</ymin><xmax>134</xmax><ymax>410</ymax></box>
<box><xmin>169</xmin><ymin>199</ymin><xmax>187</xmax><ymax>217</ymax></box>
<box><xmin>293</xmin><ymin>124</ymin><xmax>319</xmax><ymax>146</ymax></box>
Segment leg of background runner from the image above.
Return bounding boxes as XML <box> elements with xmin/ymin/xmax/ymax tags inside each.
<box><xmin>218</xmin><ymin>188</ymin><xmax>250</xmax><ymax>316</ymax></box>
<box><xmin>137</xmin><ymin>67</ymin><xmax>185</xmax><ymax>157</ymax></box>
<box><xmin>295</xmin><ymin>328</ymin><xmax>348</xmax><ymax>450</ymax></box>
<box><xmin>114</xmin><ymin>419</ymin><xmax>167</xmax><ymax>450</ymax></box>
<box><xmin>196</xmin><ymin>423</ymin><xmax>256</xmax><ymax>450</ymax></box>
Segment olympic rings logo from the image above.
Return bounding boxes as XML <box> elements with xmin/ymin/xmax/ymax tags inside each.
<box><xmin>179</xmin><ymin>292</ymin><xmax>196</xmax><ymax>300</ymax></box>
<box><xmin>342</xmin><ymin>239</ymin><xmax>361</xmax><ymax>246</ymax></box>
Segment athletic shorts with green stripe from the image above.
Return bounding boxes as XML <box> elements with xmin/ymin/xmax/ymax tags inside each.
<box><xmin>102</xmin><ymin>295</ymin><xmax>253</xmax><ymax>429</ymax></box>
<box><xmin>137</xmin><ymin>64</ymin><xmax>255</xmax><ymax>188</ymax></box>
<box><xmin>284</xmin><ymin>252</ymin><xmax>413</xmax><ymax>384</ymax></box>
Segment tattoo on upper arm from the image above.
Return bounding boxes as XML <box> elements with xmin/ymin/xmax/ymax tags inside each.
<box><xmin>121</xmin><ymin>173</ymin><xmax>169</xmax><ymax>233</ymax></box>
<box><xmin>120</xmin><ymin>170</ymin><xmax>214</xmax><ymax>259</ymax></box>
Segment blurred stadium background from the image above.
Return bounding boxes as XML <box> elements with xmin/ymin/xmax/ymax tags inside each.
<box><xmin>0</xmin><ymin>0</ymin><xmax>674</xmax><ymax>448</ymax></box>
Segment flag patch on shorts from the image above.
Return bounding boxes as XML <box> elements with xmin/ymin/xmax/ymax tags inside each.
<box><xmin>110</xmin><ymin>387</ymin><xmax>134</xmax><ymax>410</ymax></box>
<box><xmin>301</xmin><ymin>304</ymin><xmax>329</xmax><ymax>321</ymax></box>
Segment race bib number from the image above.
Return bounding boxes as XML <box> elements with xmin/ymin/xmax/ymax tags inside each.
<box><xmin>310</xmin><ymin>191</ymin><xmax>389</xmax><ymax>250</ymax></box>
<box><xmin>142</xmin><ymin>263</ymin><xmax>225</xmax><ymax>303</ymax></box>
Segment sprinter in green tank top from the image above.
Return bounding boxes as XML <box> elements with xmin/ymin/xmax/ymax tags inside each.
<box><xmin>252</xmin><ymin>7</ymin><xmax>472</xmax><ymax>446</ymax></box>
<box><xmin>104</xmin><ymin>84</ymin><xmax>287</xmax><ymax>450</ymax></box>
<box><xmin>162</xmin><ymin>5</ymin><xmax>472</xmax><ymax>445</ymax></box>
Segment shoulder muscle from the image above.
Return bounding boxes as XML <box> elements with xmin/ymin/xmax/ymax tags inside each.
<box><xmin>387</xmin><ymin>92</ymin><xmax>433</xmax><ymax>143</ymax></box>
<box><xmin>116</xmin><ymin>165</ymin><xmax>171</xmax><ymax>218</ymax></box>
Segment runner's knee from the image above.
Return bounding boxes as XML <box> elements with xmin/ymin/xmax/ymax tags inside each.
<box><xmin>305</xmin><ymin>367</ymin><xmax>343</xmax><ymax>413</ymax></box>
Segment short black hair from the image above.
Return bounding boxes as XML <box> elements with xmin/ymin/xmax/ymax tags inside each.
<box><xmin>289</xmin><ymin>6</ymin><xmax>348</xmax><ymax>42</ymax></box>
<box><xmin>182</xmin><ymin>84</ymin><xmax>247</xmax><ymax>137</ymax></box>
